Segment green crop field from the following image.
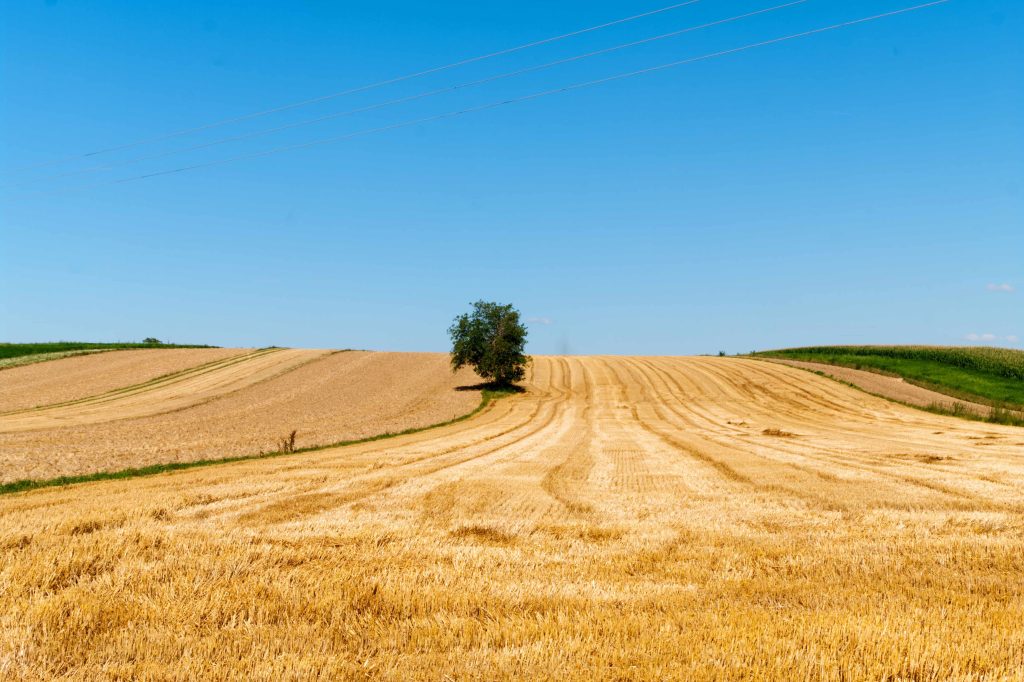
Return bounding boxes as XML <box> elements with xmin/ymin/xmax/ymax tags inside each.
<box><xmin>753</xmin><ymin>345</ymin><xmax>1024</xmax><ymax>409</ymax></box>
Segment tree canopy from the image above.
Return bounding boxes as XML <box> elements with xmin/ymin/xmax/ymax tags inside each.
<box><xmin>449</xmin><ymin>301</ymin><xmax>529</xmax><ymax>386</ymax></box>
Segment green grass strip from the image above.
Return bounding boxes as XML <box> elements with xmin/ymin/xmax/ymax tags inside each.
<box><xmin>0</xmin><ymin>341</ymin><xmax>217</xmax><ymax>361</ymax></box>
<box><xmin>0</xmin><ymin>387</ymin><xmax>519</xmax><ymax>497</ymax></box>
<box><xmin>755</xmin><ymin>360</ymin><xmax>1024</xmax><ymax>428</ymax></box>
<box><xmin>0</xmin><ymin>349</ymin><xmax>114</xmax><ymax>371</ymax></box>
<box><xmin>753</xmin><ymin>346</ymin><xmax>1024</xmax><ymax>409</ymax></box>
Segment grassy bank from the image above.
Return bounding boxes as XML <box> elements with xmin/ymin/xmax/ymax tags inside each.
<box><xmin>790</xmin><ymin>366</ymin><xmax>1024</xmax><ymax>428</ymax></box>
<box><xmin>0</xmin><ymin>341</ymin><xmax>219</xmax><ymax>370</ymax></box>
<box><xmin>0</xmin><ymin>341</ymin><xmax>216</xmax><ymax>361</ymax></box>
<box><xmin>753</xmin><ymin>345</ymin><xmax>1024</xmax><ymax>409</ymax></box>
<box><xmin>920</xmin><ymin>400</ymin><xmax>1024</xmax><ymax>427</ymax></box>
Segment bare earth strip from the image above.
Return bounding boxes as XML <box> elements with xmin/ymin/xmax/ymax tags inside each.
<box><xmin>0</xmin><ymin>357</ymin><xmax>1022</xmax><ymax>680</ymax></box>
<box><xmin>764</xmin><ymin>357</ymin><xmax>1007</xmax><ymax>415</ymax></box>
<box><xmin>0</xmin><ymin>347</ymin><xmax>249</xmax><ymax>413</ymax></box>
<box><xmin>0</xmin><ymin>351</ymin><xmax>481</xmax><ymax>482</ymax></box>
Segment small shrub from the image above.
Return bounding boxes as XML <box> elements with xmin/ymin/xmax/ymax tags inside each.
<box><xmin>278</xmin><ymin>430</ymin><xmax>298</xmax><ymax>453</ymax></box>
<box><xmin>949</xmin><ymin>402</ymin><xmax>974</xmax><ymax>418</ymax></box>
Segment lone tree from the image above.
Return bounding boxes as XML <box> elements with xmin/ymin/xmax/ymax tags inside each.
<box><xmin>449</xmin><ymin>301</ymin><xmax>529</xmax><ymax>386</ymax></box>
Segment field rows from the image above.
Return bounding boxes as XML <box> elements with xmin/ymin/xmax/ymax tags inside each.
<box><xmin>0</xmin><ymin>348</ymin><xmax>327</xmax><ymax>430</ymax></box>
<box><xmin>765</xmin><ymin>357</ymin><xmax>1018</xmax><ymax>417</ymax></box>
<box><xmin>1</xmin><ymin>356</ymin><xmax>1022</xmax><ymax>679</ymax></box>
<box><xmin>0</xmin><ymin>350</ymin><xmax>482</xmax><ymax>482</ymax></box>
<box><xmin>0</xmin><ymin>347</ymin><xmax>248</xmax><ymax>413</ymax></box>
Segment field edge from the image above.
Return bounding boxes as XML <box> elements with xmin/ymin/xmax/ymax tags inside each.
<box><xmin>749</xmin><ymin>356</ymin><xmax>1024</xmax><ymax>427</ymax></box>
<box><xmin>0</xmin><ymin>386</ymin><xmax>518</xmax><ymax>497</ymax></box>
<box><xmin>750</xmin><ymin>346</ymin><xmax>1024</xmax><ymax>409</ymax></box>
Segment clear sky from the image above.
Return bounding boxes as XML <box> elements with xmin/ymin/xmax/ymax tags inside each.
<box><xmin>2</xmin><ymin>0</ymin><xmax>1021</xmax><ymax>354</ymax></box>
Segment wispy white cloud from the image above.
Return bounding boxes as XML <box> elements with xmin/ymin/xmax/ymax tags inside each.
<box><xmin>986</xmin><ymin>283</ymin><xmax>1015</xmax><ymax>293</ymax></box>
<box><xmin>966</xmin><ymin>332</ymin><xmax>1019</xmax><ymax>344</ymax></box>
<box><xmin>526</xmin><ymin>316</ymin><xmax>553</xmax><ymax>326</ymax></box>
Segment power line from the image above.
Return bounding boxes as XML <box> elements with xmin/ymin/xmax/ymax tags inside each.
<box><xmin>38</xmin><ymin>0</ymin><xmax>810</xmax><ymax>184</ymax></box>
<box><xmin>9</xmin><ymin>0</ymin><xmax>703</xmax><ymax>172</ymax></box>
<box><xmin>28</xmin><ymin>0</ymin><xmax>951</xmax><ymax>197</ymax></box>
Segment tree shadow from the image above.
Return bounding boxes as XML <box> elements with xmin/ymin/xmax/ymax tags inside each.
<box><xmin>455</xmin><ymin>382</ymin><xmax>527</xmax><ymax>394</ymax></box>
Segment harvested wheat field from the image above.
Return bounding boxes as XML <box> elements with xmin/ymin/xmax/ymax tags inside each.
<box><xmin>1</xmin><ymin>356</ymin><xmax>1023</xmax><ymax>680</ymax></box>
<box><xmin>0</xmin><ymin>350</ymin><xmax>482</xmax><ymax>482</ymax></box>
<box><xmin>0</xmin><ymin>347</ymin><xmax>330</xmax><ymax>432</ymax></box>
<box><xmin>765</xmin><ymin>357</ymin><xmax>1014</xmax><ymax>417</ymax></box>
<box><xmin>0</xmin><ymin>347</ymin><xmax>248</xmax><ymax>413</ymax></box>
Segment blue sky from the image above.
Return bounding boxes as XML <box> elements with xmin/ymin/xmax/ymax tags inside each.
<box><xmin>2</xmin><ymin>0</ymin><xmax>1020</xmax><ymax>354</ymax></box>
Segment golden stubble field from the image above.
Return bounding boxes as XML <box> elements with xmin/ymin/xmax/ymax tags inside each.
<box><xmin>1</xmin><ymin>355</ymin><xmax>1023</xmax><ymax>680</ymax></box>
<box><xmin>0</xmin><ymin>347</ymin><xmax>248</xmax><ymax>413</ymax></box>
<box><xmin>0</xmin><ymin>349</ymin><xmax>481</xmax><ymax>481</ymax></box>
